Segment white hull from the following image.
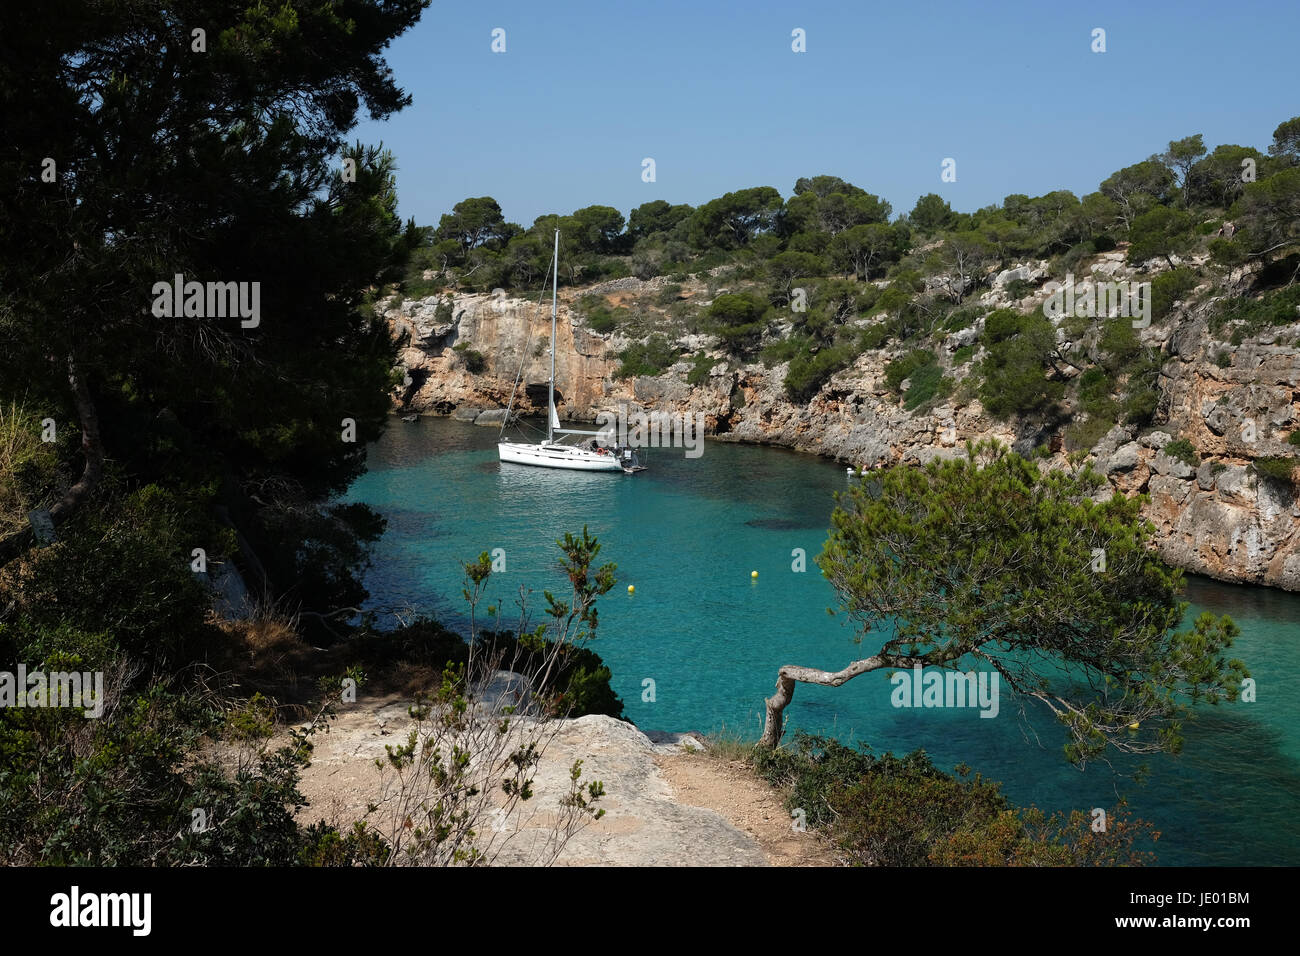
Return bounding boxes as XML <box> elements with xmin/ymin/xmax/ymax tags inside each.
<box><xmin>498</xmin><ymin>441</ymin><xmax>625</xmax><ymax>472</ymax></box>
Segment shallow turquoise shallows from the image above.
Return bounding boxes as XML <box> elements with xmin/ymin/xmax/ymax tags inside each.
<box><xmin>344</xmin><ymin>416</ymin><xmax>1300</xmax><ymax>866</ymax></box>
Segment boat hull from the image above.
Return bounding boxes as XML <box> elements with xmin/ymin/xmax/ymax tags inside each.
<box><xmin>498</xmin><ymin>441</ymin><xmax>625</xmax><ymax>472</ymax></box>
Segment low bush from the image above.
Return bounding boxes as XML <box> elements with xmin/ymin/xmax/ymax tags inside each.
<box><xmin>453</xmin><ymin>343</ymin><xmax>486</xmax><ymax>373</ymax></box>
<box><xmin>1150</xmin><ymin>267</ymin><xmax>1197</xmax><ymax>321</ymax></box>
<box><xmin>903</xmin><ymin>363</ymin><xmax>951</xmax><ymax>410</ymax></box>
<box><xmin>1252</xmin><ymin>456</ymin><xmax>1297</xmax><ymax>489</ymax></box>
<box><xmin>1163</xmin><ymin>438</ymin><xmax>1200</xmax><ymax>468</ymax></box>
<box><xmin>784</xmin><ymin>343</ymin><xmax>857</xmax><ymax>402</ymax></box>
<box><xmin>751</xmin><ymin>734</ymin><xmax>1158</xmax><ymax>866</ymax></box>
<box><xmin>884</xmin><ymin>349</ymin><xmax>936</xmax><ymax>394</ymax></box>
<box><xmin>616</xmin><ymin>335</ymin><xmax>681</xmax><ymax>379</ymax></box>
<box><xmin>686</xmin><ymin>353</ymin><xmax>716</xmax><ymax>386</ymax></box>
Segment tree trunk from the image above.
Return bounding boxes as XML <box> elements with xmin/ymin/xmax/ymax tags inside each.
<box><xmin>759</xmin><ymin>655</ymin><xmax>898</xmax><ymax>748</ymax></box>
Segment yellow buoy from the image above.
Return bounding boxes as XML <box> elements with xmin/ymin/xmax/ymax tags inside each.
<box><xmin>751</xmin><ymin>570</ymin><xmax>758</xmax><ymax>579</ymax></box>
<box><xmin>1128</xmin><ymin>721</ymin><xmax>1140</xmax><ymax>730</ymax></box>
<box><xmin>627</xmin><ymin>585</ymin><xmax>635</xmax><ymax>594</ymax></box>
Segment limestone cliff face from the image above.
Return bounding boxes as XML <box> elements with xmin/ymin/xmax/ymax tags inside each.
<box><xmin>391</xmin><ymin>288</ymin><xmax>630</xmax><ymax>418</ymax></box>
<box><xmin>387</xmin><ymin>262</ymin><xmax>1300</xmax><ymax>592</ymax></box>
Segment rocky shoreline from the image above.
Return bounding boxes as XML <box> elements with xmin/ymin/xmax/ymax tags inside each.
<box><xmin>387</xmin><ymin>259</ymin><xmax>1300</xmax><ymax>592</ymax></box>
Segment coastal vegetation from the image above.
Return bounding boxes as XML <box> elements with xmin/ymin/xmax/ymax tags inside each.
<box><xmin>411</xmin><ymin>116</ymin><xmax>1300</xmax><ymax>451</ymax></box>
<box><xmin>0</xmin><ymin>1</ymin><xmax>616</xmax><ymax>867</ymax></box>
<box><xmin>1</xmin><ymin>1</ymin><xmax>1288</xmax><ymax>868</ymax></box>
<box><xmin>757</xmin><ymin>442</ymin><xmax>1248</xmax><ymax>765</ymax></box>
<box><xmin>748</xmin><ymin>734</ymin><xmax>1159</xmax><ymax>865</ymax></box>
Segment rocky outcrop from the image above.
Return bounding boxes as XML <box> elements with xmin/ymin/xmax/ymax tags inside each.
<box><xmin>387</xmin><ymin>261</ymin><xmax>1300</xmax><ymax>591</ymax></box>
<box><xmin>392</xmin><ymin>290</ymin><xmax>629</xmax><ymax>417</ymax></box>
<box><xmin>292</xmin><ymin>693</ymin><xmax>768</xmax><ymax>866</ymax></box>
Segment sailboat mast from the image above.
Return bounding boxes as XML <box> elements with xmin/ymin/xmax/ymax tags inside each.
<box><xmin>548</xmin><ymin>228</ymin><xmax>558</xmax><ymax>444</ymax></box>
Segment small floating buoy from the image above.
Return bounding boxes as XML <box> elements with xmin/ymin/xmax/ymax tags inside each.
<box><xmin>627</xmin><ymin>585</ymin><xmax>635</xmax><ymax>594</ymax></box>
<box><xmin>1128</xmin><ymin>721</ymin><xmax>1140</xmax><ymax>731</ymax></box>
<box><xmin>751</xmin><ymin>570</ymin><xmax>758</xmax><ymax>579</ymax></box>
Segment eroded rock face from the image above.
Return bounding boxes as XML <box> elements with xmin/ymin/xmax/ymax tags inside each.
<box><xmin>389</xmin><ymin>278</ymin><xmax>1300</xmax><ymax>592</ymax></box>
<box><xmin>390</xmin><ymin>291</ymin><xmax>631</xmax><ymax>418</ymax></box>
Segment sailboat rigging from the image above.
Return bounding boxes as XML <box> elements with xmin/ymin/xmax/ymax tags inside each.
<box><xmin>497</xmin><ymin>230</ymin><xmax>645</xmax><ymax>474</ymax></box>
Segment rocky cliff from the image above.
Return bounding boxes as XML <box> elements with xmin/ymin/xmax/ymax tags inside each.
<box><xmin>386</xmin><ymin>255</ymin><xmax>1300</xmax><ymax>591</ymax></box>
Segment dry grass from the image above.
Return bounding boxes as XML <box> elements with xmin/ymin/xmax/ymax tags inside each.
<box><xmin>0</xmin><ymin>400</ymin><xmax>57</xmax><ymax>537</ymax></box>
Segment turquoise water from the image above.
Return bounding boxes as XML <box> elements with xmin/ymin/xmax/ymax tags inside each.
<box><xmin>344</xmin><ymin>416</ymin><xmax>1300</xmax><ymax>866</ymax></box>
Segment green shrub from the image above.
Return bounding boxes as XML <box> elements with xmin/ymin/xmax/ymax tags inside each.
<box><xmin>482</xmin><ymin>629</ymin><xmax>626</xmax><ymax>720</ymax></box>
<box><xmin>1252</xmin><ymin>456</ymin><xmax>1297</xmax><ymax>489</ymax></box>
<box><xmin>400</xmin><ymin>276</ymin><xmax>443</xmax><ymax>301</ymax></box>
<box><xmin>1099</xmin><ymin>317</ymin><xmax>1142</xmax><ymax>370</ymax></box>
<box><xmin>1288</xmin><ymin>431</ymin><xmax>1300</xmax><ymax>447</ymax></box>
<box><xmin>951</xmin><ymin>345</ymin><xmax>976</xmax><ymax>365</ymax></box>
<box><xmin>976</xmin><ymin>312</ymin><xmax>1063</xmax><ymax>420</ymax></box>
<box><xmin>585</xmin><ymin>305</ymin><xmax>618</xmax><ymax>333</ymax></box>
<box><xmin>858</xmin><ymin>324</ymin><xmax>889</xmax><ymax>350</ymax></box>
<box><xmin>686</xmin><ymin>353</ymin><xmax>716</xmax><ymax>386</ymax></box>
<box><xmin>751</xmin><ymin>733</ymin><xmax>877</xmax><ymax>829</ymax></box>
<box><xmin>1077</xmin><ymin>367</ymin><xmax>1116</xmax><ymax>416</ymax></box>
<box><xmin>1120</xmin><ymin>357</ymin><xmax>1162</xmax><ymax>425</ymax></box>
<box><xmin>1210</xmin><ymin>285</ymin><xmax>1300</xmax><ymax>337</ymax></box>
<box><xmin>1150</xmin><ymin>267</ymin><xmax>1197</xmax><ymax>321</ymax></box>
<box><xmin>1004</xmin><ymin>278</ymin><xmax>1037</xmax><ymax>300</ymax></box>
<box><xmin>903</xmin><ymin>363</ymin><xmax>951</xmax><ymax>410</ymax></box>
<box><xmin>656</xmin><ymin>283</ymin><xmax>684</xmax><ymax>306</ymax></box>
<box><xmin>784</xmin><ymin>344</ymin><xmax>857</xmax><ymax>402</ymax></box>
<box><xmin>1163</xmin><ymin>438</ymin><xmax>1200</xmax><ymax>467</ymax></box>
<box><xmin>942</xmin><ymin>305</ymin><xmax>984</xmax><ymax>332</ymax></box>
<box><xmin>616</xmin><ymin>335</ymin><xmax>680</xmax><ymax>379</ymax></box>
<box><xmin>453</xmin><ymin>343</ymin><xmax>486</xmax><ymax>373</ymax></box>
<box><xmin>828</xmin><ymin>754</ymin><xmax>1010</xmax><ymax>866</ymax></box>
<box><xmin>1059</xmin><ymin>241</ymin><xmax>1093</xmax><ymax>274</ymax></box>
<box><xmin>0</xmin><ymin>677</ymin><xmax>323</xmax><ymax>865</ymax></box>
<box><xmin>1064</xmin><ymin>416</ymin><xmax>1113</xmax><ymax>453</ymax></box>
<box><xmin>884</xmin><ymin>349</ymin><xmax>936</xmax><ymax>394</ymax></box>
<box><xmin>715</xmin><ymin>320</ymin><xmax>767</xmax><ymax>354</ymax></box>
<box><xmin>760</xmin><ymin>336</ymin><xmax>806</xmax><ymax>368</ymax></box>
<box><xmin>749</xmin><ymin>733</ymin><xmax>1157</xmax><ymax>866</ymax></box>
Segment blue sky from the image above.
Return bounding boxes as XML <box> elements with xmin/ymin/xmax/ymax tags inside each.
<box><xmin>352</xmin><ymin>0</ymin><xmax>1300</xmax><ymax>229</ymax></box>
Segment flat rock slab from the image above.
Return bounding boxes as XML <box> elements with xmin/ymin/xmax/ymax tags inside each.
<box><xmin>293</xmin><ymin>698</ymin><xmax>767</xmax><ymax>866</ymax></box>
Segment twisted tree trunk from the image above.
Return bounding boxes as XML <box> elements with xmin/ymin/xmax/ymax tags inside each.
<box><xmin>760</xmin><ymin>654</ymin><xmax>897</xmax><ymax>748</ymax></box>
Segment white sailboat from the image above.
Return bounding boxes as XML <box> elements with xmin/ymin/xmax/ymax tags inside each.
<box><xmin>497</xmin><ymin>230</ymin><xmax>645</xmax><ymax>474</ymax></box>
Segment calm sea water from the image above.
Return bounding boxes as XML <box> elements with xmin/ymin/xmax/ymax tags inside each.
<box><xmin>343</xmin><ymin>416</ymin><xmax>1300</xmax><ymax>866</ymax></box>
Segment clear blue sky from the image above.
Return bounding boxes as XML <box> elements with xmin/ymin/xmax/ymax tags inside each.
<box><xmin>353</xmin><ymin>0</ymin><xmax>1300</xmax><ymax>229</ymax></box>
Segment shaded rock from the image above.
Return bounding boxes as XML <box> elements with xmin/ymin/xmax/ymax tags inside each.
<box><xmin>1152</xmin><ymin>451</ymin><xmax>1196</xmax><ymax>479</ymax></box>
<box><xmin>472</xmin><ymin>670</ymin><xmax>534</xmax><ymax>716</ymax></box>
<box><xmin>1106</xmin><ymin>441</ymin><xmax>1141</xmax><ymax>473</ymax></box>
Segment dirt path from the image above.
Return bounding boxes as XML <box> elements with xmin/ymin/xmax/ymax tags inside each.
<box><xmin>655</xmin><ymin>751</ymin><xmax>840</xmax><ymax>866</ymax></box>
